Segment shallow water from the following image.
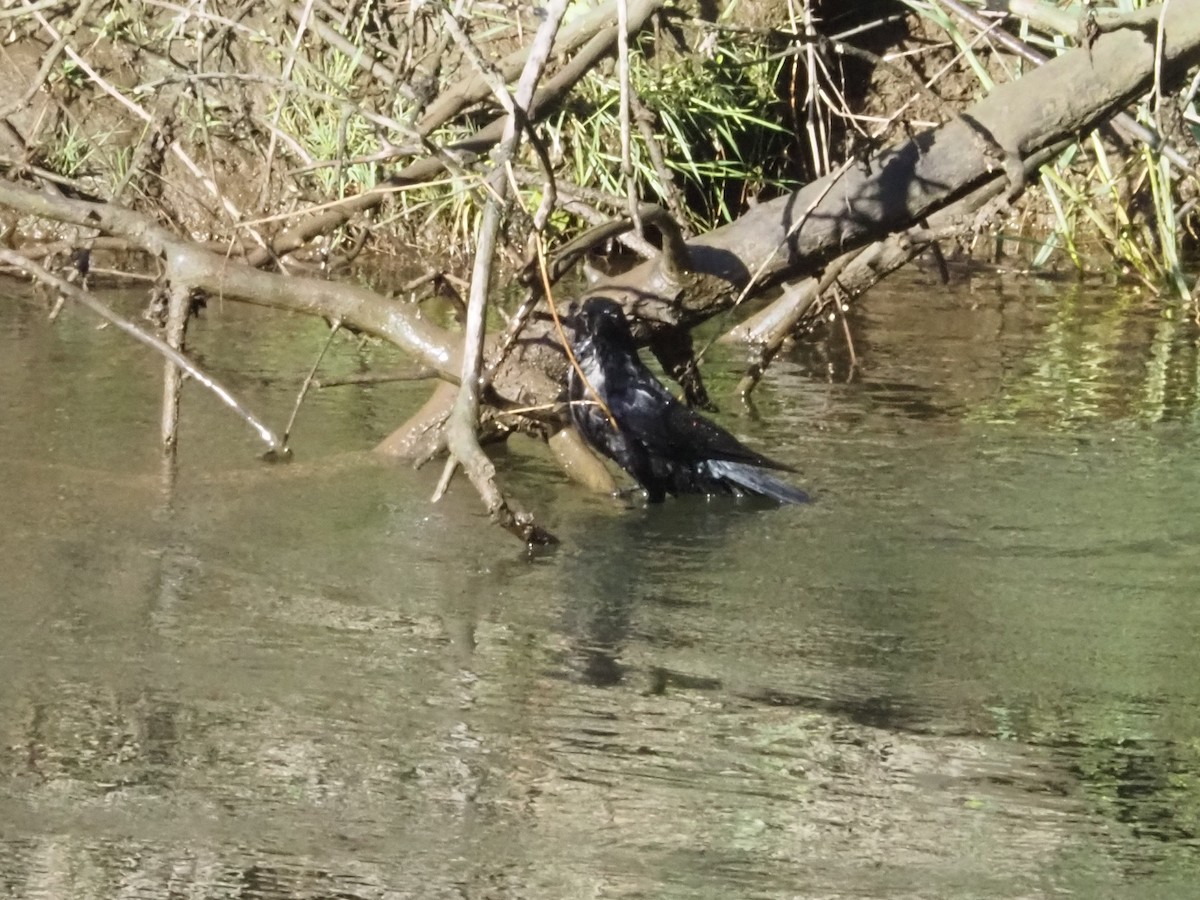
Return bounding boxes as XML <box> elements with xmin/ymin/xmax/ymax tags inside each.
<box><xmin>3</xmin><ymin>270</ymin><xmax>1200</xmax><ymax>898</ymax></box>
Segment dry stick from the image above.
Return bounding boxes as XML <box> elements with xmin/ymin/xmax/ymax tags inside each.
<box><xmin>283</xmin><ymin>320</ymin><xmax>341</xmax><ymax>449</ymax></box>
<box><xmin>476</xmin><ymin>238</ymin><xmax>591</xmax><ymax>423</ymax></box>
<box><xmin>161</xmin><ymin>282</ymin><xmax>192</xmax><ymax>455</ymax></box>
<box><xmin>500</xmin><ymin>118</ymin><xmax>558</xmax><ymax>235</ymax></box>
<box><xmin>630</xmin><ymin>95</ymin><xmax>688</xmax><ymax>231</ymax></box>
<box><xmin>616</xmin><ymin>0</ymin><xmax>640</xmax><ymax>227</ymax></box>
<box><xmin>735</xmin><ymin>247</ymin><xmax>860</xmax><ymax>397</ymax></box>
<box><xmin>289</xmin><ymin>143</ymin><xmax>423</xmax><ymax>173</ymax></box>
<box><xmin>807</xmin><ymin>30</ymin><xmax>872</xmax><ymax>146</ymax></box>
<box><xmin>802</xmin><ymin>1</ymin><xmax>828</xmax><ymax>177</ymax></box>
<box><xmin>0</xmin><ymin>248</ymin><xmax>285</xmax><ymax>455</ymax></box>
<box><xmin>432</xmin><ymin>0</ymin><xmax>570</xmax><ymax>546</ymax></box>
<box><xmin>481</xmin><ymin>12</ymin><xmax>631</xmax><ymax>387</ymax></box>
<box><xmin>434</xmin><ymin>10</ymin><xmax>529</xmax><ymax>510</ymax></box>
<box><xmin>187</xmin><ymin>29</ymin><xmax>226</xmax><ymax>220</ymax></box>
<box><xmin>243</xmin><ymin>177</ymin><xmax>465</xmax><ymax>228</ymax></box>
<box><xmin>1153</xmin><ymin>0</ymin><xmax>1170</xmax><ymax>120</ymax></box>
<box><xmin>833</xmin><ymin>285</ymin><xmax>859</xmax><ymax>373</ymax></box>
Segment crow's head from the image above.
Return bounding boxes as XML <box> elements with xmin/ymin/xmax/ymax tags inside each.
<box><xmin>571</xmin><ymin>296</ymin><xmax>635</xmax><ymax>349</ymax></box>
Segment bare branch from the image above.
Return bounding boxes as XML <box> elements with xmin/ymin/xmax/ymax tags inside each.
<box><xmin>430</xmin><ymin>0</ymin><xmax>573</xmax><ymax>544</ymax></box>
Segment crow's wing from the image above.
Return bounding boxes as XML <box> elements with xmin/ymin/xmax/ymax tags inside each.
<box><xmin>611</xmin><ymin>367</ymin><xmax>793</xmax><ymax>472</ymax></box>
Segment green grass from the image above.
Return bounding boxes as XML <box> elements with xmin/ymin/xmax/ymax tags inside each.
<box><xmin>554</xmin><ymin>32</ymin><xmax>794</xmax><ymax>232</ymax></box>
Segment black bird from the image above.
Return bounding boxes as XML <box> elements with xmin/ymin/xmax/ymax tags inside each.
<box><xmin>568</xmin><ymin>296</ymin><xmax>809</xmax><ymax>504</ymax></box>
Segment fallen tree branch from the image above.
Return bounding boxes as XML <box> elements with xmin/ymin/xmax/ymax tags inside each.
<box><xmin>942</xmin><ymin>0</ymin><xmax>1196</xmax><ymax>174</ymax></box>
<box><xmin>0</xmin><ymin>181</ymin><xmax>462</xmax><ymax>378</ymax></box>
<box><xmin>590</xmin><ymin>0</ymin><xmax>1200</xmax><ymax>323</ymax></box>
<box><xmin>723</xmin><ymin>136</ymin><xmax>1077</xmax><ymax>351</ymax></box>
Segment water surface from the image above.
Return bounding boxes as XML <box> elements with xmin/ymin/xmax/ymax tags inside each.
<box><xmin>3</xmin><ymin>270</ymin><xmax>1200</xmax><ymax>898</ymax></box>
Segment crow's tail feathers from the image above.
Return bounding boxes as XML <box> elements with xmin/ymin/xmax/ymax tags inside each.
<box><xmin>707</xmin><ymin>461</ymin><xmax>810</xmax><ymax>505</ymax></box>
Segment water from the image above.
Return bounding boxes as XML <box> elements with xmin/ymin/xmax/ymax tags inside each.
<box><xmin>3</xmin><ymin>270</ymin><xmax>1200</xmax><ymax>898</ymax></box>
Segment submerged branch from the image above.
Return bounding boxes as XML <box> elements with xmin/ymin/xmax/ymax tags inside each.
<box><xmin>0</xmin><ymin>248</ymin><xmax>285</xmax><ymax>456</ymax></box>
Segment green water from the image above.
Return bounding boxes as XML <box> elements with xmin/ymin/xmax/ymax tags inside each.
<box><xmin>2</xmin><ymin>271</ymin><xmax>1200</xmax><ymax>898</ymax></box>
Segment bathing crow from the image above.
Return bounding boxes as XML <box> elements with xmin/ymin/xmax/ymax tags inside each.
<box><xmin>568</xmin><ymin>296</ymin><xmax>808</xmax><ymax>504</ymax></box>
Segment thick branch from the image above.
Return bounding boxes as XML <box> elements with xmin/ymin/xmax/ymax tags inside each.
<box><xmin>593</xmin><ymin>0</ymin><xmax>1200</xmax><ymax>315</ymax></box>
<box><xmin>0</xmin><ymin>181</ymin><xmax>460</xmax><ymax>378</ymax></box>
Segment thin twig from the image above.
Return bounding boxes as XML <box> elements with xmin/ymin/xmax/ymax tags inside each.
<box><xmin>283</xmin><ymin>320</ymin><xmax>341</xmax><ymax>448</ymax></box>
<box><xmin>617</xmin><ymin>0</ymin><xmax>641</xmax><ymax>228</ymax></box>
<box><xmin>833</xmin><ymin>285</ymin><xmax>858</xmax><ymax>373</ymax></box>
<box><xmin>1153</xmin><ymin>0</ymin><xmax>1171</xmax><ymax>121</ymax></box>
